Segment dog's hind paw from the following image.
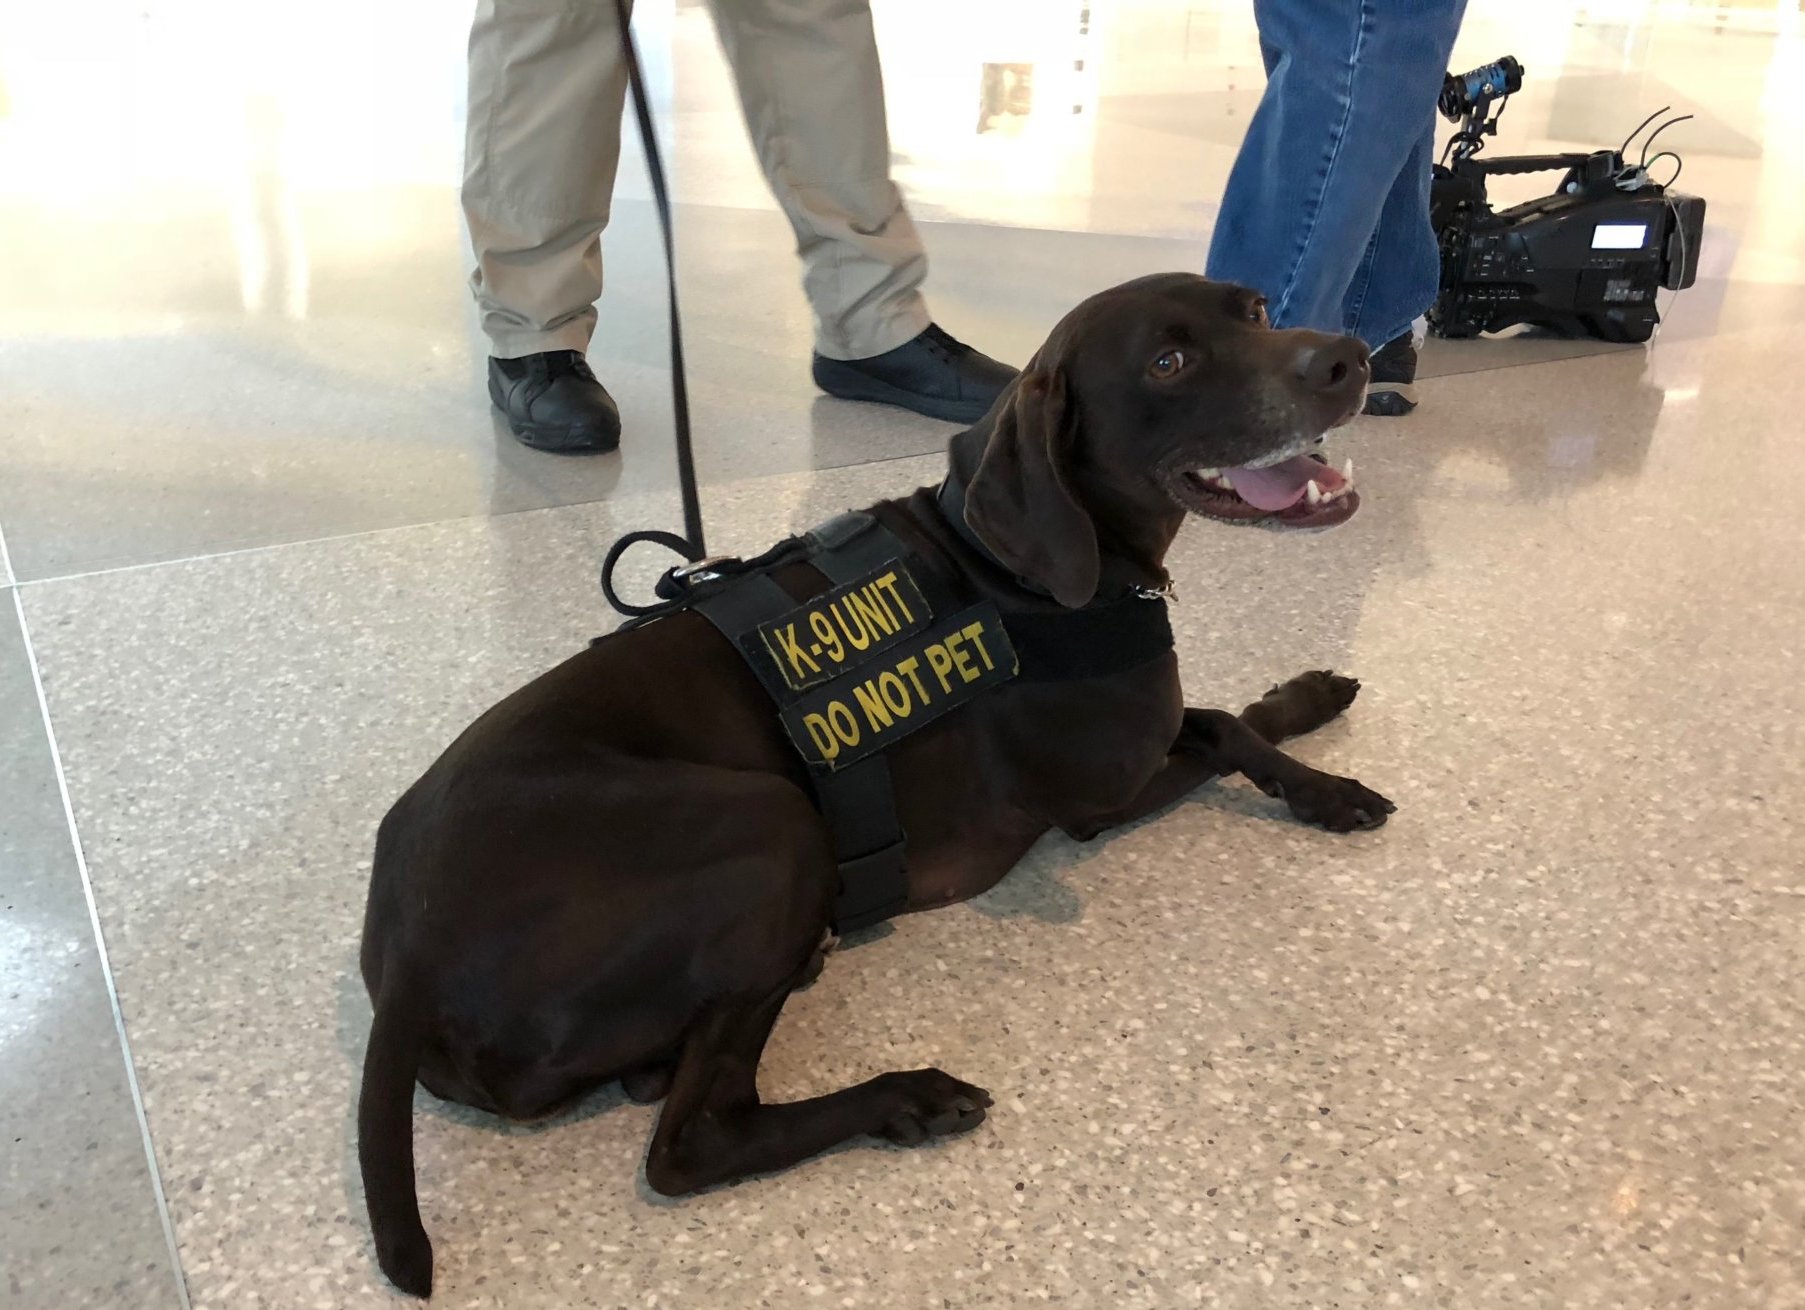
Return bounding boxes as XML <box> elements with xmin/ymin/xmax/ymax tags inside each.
<box><xmin>875</xmin><ymin>1069</ymin><xmax>993</xmax><ymax>1146</ymax></box>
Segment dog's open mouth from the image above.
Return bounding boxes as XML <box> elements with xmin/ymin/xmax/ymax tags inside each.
<box><xmin>1172</xmin><ymin>451</ymin><xmax>1359</xmax><ymax>531</ymax></box>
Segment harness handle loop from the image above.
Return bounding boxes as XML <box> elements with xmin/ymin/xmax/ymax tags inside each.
<box><xmin>599</xmin><ymin>529</ymin><xmax>704</xmax><ymax>617</ymax></box>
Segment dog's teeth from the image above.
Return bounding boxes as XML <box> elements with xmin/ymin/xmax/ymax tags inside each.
<box><xmin>1342</xmin><ymin>457</ymin><xmax>1354</xmax><ymax>484</ymax></box>
<box><xmin>1305</xmin><ymin>479</ymin><xmax>1322</xmax><ymax>506</ymax></box>
<box><xmin>1218</xmin><ymin>472</ymin><xmax>1234</xmax><ymax>490</ymax></box>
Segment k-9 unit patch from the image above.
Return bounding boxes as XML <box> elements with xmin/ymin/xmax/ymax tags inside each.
<box><xmin>756</xmin><ymin>561</ymin><xmax>932</xmax><ymax>693</ymax></box>
<box><xmin>777</xmin><ymin>601</ymin><xmax>1019</xmax><ymax>771</ymax></box>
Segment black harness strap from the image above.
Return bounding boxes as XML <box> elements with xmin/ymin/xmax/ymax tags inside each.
<box><xmin>935</xmin><ymin>472</ymin><xmax>1175</xmax><ymax>680</ymax></box>
<box><xmin>791</xmin><ymin>515</ymin><xmax>915</xmax><ymax>932</ymax></box>
<box><xmin>689</xmin><ymin>574</ymin><xmax>798</xmax><ymax>658</ymax></box>
<box><xmin>1007</xmin><ymin>597</ymin><xmax>1175</xmax><ymax>682</ymax></box>
<box><xmin>683</xmin><ymin>513</ymin><xmax>916</xmax><ymax>933</ymax></box>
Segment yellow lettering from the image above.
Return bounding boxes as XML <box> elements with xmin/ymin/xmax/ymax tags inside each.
<box><xmin>810</xmin><ymin>610</ymin><xmax>844</xmax><ymax>665</ymax></box>
<box><xmin>945</xmin><ymin>630</ymin><xmax>981</xmax><ymax>684</ymax></box>
<box><xmin>877</xmin><ymin>670</ymin><xmax>913</xmax><ymax>718</ymax></box>
<box><xmin>832</xmin><ymin>598</ymin><xmax>872</xmax><ymax>651</ymax></box>
<box><xmin>896</xmin><ymin>656</ymin><xmax>929</xmax><ymax>703</ymax></box>
<box><xmin>773</xmin><ymin>623</ymin><xmax>820</xmax><ymax>680</ymax></box>
<box><xmin>924</xmin><ymin>642</ymin><xmax>955</xmax><ymax>694</ymax></box>
<box><xmin>877</xmin><ymin>574</ymin><xmax>916</xmax><ymax>625</ymax></box>
<box><xmin>847</xmin><ymin>587</ymin><xmax>895</xmax><ymax>638</ymax></box>
<box><xmin>827</xmin><ymin>701</ymin><xmax>860</xmax><ymax>748</ymax></box>
<box><xmin>852</xmin><ymin>681</ymin><xmax>894</xmax><ymax>731</ymax></box>
<box><xmin>961</xmin><ymin>620</ymin><xmax>996</xmax><ymax>671</ymax></box>
<box><xmin>802</xmin><ymin>713</ymin><xmax>840</xmax><ymax>762</ymax></box>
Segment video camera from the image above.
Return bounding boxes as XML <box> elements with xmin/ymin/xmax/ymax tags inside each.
<box><xmin>1428</xmin><ymin>56</ymin><xmax>1705</xmax><ymax>343</ymax></box>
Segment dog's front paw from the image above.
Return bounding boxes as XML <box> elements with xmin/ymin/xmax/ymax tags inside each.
<box><xmin>1311</xmin><ymin>670</ymin><xmax>1362</xmax><ymax>716</ymax></box>
<box><xmin>1265</xmin><ymin>669</ymin><xmax>1361</xmax><ymax>714</ymax></box>
<box><xmin>1247</xmin><ymin>670</ymin><xmax>1363</xmax><ymax>741</ymax></box>
<box><xmin>875</xmin><ymin>1069</ymin><xmax>992</xmax><ymax>1146</ymax></box>
<box><xmin>1267</xmin><ymin>772</ymin><xmax>1395</xmax><ymax>832</ymax></box>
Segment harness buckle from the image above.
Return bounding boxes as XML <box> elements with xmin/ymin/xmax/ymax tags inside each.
<box><xmin>651</xmin><ymin>555</ymin><xmax>742</xmax><ymax>601</ymax></box>
<box><xmin>671</xmin><ymin>555</ymin><xmax>737</xmax><ymax>584</ymax></box>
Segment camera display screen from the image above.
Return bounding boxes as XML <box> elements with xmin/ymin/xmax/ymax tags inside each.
<box><xmin>1591</xmin><ymin>223</ymin><xmax>1649</xmax><ymax>250</ymax></box>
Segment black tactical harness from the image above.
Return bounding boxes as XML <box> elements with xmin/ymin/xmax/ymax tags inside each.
<box><xmin>599</xmin><ymin>480</ymin><xmax>1175</xmax><ymax>933</ymax></box>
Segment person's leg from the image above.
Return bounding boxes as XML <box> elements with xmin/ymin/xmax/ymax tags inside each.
<box><xmin>705</xmin><ymin>0</ymin><xmax>1016</xmax><ymax>423</ymax></box>
<box><xmin>464</xmin><ymin>0</ymin><xmax>632</xmax><ymax>357</ymax></box>
<box><xmin>463</xmin><ymin>0</ymin><xmax>631</xmax><ymax>451</ymax></box>
<box><xmin>1339</xmin><ymin>120</ymin><xmax>1439</xmax><ymax>350</ymax></box>
<box><xmin>1340</xmin><ymin>118</ymin><xmax>1441</xmax><ymax>413</ymax></box>
<box><xmin>703</xmin><ymin>0</ymin><xmax>928</xmax><ymax>361</ymax></box>
<box><xmin>1206</xmin><ymin>0</ymin><xmax>1467</xmax><ymax>344</ymax></box>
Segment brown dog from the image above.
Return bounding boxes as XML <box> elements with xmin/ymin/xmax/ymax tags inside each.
<box><xmin>358</xmin><ymin>274</ymin><xmax>1390</xmax><ymax>1296</ymax></box>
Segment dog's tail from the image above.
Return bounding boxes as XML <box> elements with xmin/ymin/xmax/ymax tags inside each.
<box><xmin>359</xmin><ymin>964</ymin><xmax>434</xmax><ymax>1298</ymax></box>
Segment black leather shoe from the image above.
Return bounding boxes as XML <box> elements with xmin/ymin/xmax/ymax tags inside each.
<box><xmin>1361</xmin><ymin>333</ymin><xmax>1419</xmax><ymax>417</ymax></box>
<box><xmin>487</xmin><ymin>351</ymin><xmax>622</xmax><ymax>453</ymax></box>
<box><xmin>812</xmin><ymin>324</ymin><xmax>1018</xmax><ymax>424</ymax></box>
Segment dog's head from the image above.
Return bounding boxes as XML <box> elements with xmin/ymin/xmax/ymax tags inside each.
<box><xmin>960</xmin><ymin>273</ymin><xmax>1371</xmax><ymax>607</ymax></box>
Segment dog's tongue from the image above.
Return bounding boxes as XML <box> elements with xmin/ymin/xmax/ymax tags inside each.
<box><xmin>1227</xmin><ymin>455</ymin><xmax>1325</xmax><ymax>511</ymax></box>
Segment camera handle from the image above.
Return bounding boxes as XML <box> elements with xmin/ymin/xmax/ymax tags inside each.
<box><xmin>1448</xmin><ymin>149</ymin><xmax>1632</xmax><ymax>203</ymax></box>
<box><xmin>1460</xmin><ymin>152</ymin><xmax>1595</xmax><ymax>177</ymax></box>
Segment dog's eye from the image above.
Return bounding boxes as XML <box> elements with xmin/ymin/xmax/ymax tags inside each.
<box><xmin>1148</xmin><ymin>350</ymin><xmax>1186</xmax><ymax>380</ymax></box>
<box><xmin>1248</xmin><ymin>298</ymin><xmax>1269</xmax><ymax>326</ymax></box>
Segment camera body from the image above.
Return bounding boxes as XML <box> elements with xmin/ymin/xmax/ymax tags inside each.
<box><xmin>1427</xmin><ymin>57</ymin><xmax>1706</xmax><ymax>343</ymax></box>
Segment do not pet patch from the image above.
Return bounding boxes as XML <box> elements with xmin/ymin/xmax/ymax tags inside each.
<box><xmin>777</xmin><ymin>602</ymin><xmax>1019</xmax><ymax>771</ymax></box>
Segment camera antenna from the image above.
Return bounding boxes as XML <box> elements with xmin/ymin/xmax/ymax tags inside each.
<box><xmin>1619</xmin><ymin>105</ymin><xmax>1671</xmax><ymax>158</ymax></box>
<box><xmin>1640</xmin><ymin>114</ymin><xmax>1695</xmax><ymax>167</ymax></box>
<box><xmin>1645</xmin><ymin>151</ymin><xmax>1683</xmax><ymax>188</ymax></box>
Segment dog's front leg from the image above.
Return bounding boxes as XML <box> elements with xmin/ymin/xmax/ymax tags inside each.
<box><xmin>1070</xmin><ymin>670</ymin><xmax>1392</xmax><ymax>837</ymax></box>
<box><xmin>1178</xmin><ymin>703</ymin><xmax>1393</xmax><ymax>832</ymax></box>
<box><xmin>1065</xmin><ymin>751</ymin><xmax>1226</xmax><ymax>840</ymax></box>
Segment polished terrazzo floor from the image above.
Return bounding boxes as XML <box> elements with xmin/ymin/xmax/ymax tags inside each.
<box><xmin>3</xmin><ymin>1</ymin><xmax>1803</xmax><ymax>1307</ymax></box>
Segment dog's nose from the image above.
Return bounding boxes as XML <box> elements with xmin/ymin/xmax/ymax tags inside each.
<box><xmin>1292</xmin><ymin>336</ymin><xmax>1371</xmax><ymax>396</ymax></box>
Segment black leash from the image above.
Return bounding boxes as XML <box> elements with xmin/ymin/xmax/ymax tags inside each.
<box><xmin>602</xmin><ymin>0</ymin><xmax>707</xmax><ymax>617</ymax></box>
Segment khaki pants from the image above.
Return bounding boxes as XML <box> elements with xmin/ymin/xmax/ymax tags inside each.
<box><xmin>463</xmin><ymin>0</ymin><xmax>932</xmax><ymax>361</ymax></box>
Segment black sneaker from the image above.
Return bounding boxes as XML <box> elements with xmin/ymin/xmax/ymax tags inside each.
<box><xmin>1362</xmin><ymin>333</ymin><xmax>1418</xmax><ymax>417</ymax></box>
<box><xmin>812</xmin><ymin>324</ymin><xmax>1018</xmax><ymax>425</ymax></box>
<box><xmin>487</xmin><ymin>351</ymin><xmax>622</xmax><ymax>453</ymax></box>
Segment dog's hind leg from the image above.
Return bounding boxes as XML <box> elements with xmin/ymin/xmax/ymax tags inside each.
<box><xmin>641</xmin><ymin>977</ymin><xmax>992</xmax><ymax>1197</ymax></box>
<box><xmin>1238</xmin><ymin>670</ymin><xmax>1362</xmax><ymax>744</ymax></box>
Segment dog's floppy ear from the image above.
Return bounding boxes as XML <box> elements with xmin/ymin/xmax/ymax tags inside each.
<box><xmin>963</xmin><ymin>369</ymin><xmax>1100</xmax><ymax>608</ymax></box>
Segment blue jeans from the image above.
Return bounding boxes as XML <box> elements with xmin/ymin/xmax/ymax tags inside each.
<box><xmin>1206</xmin><ymin>0</ymin><xmax>1470</xmax><ymax>349</ymax></box>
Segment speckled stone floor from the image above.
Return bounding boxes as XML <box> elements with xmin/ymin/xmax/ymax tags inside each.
<box><xmin>4</xmin><ymin>3</ymin><xmax>1804</xmax><ymax>1308</ymax></box>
